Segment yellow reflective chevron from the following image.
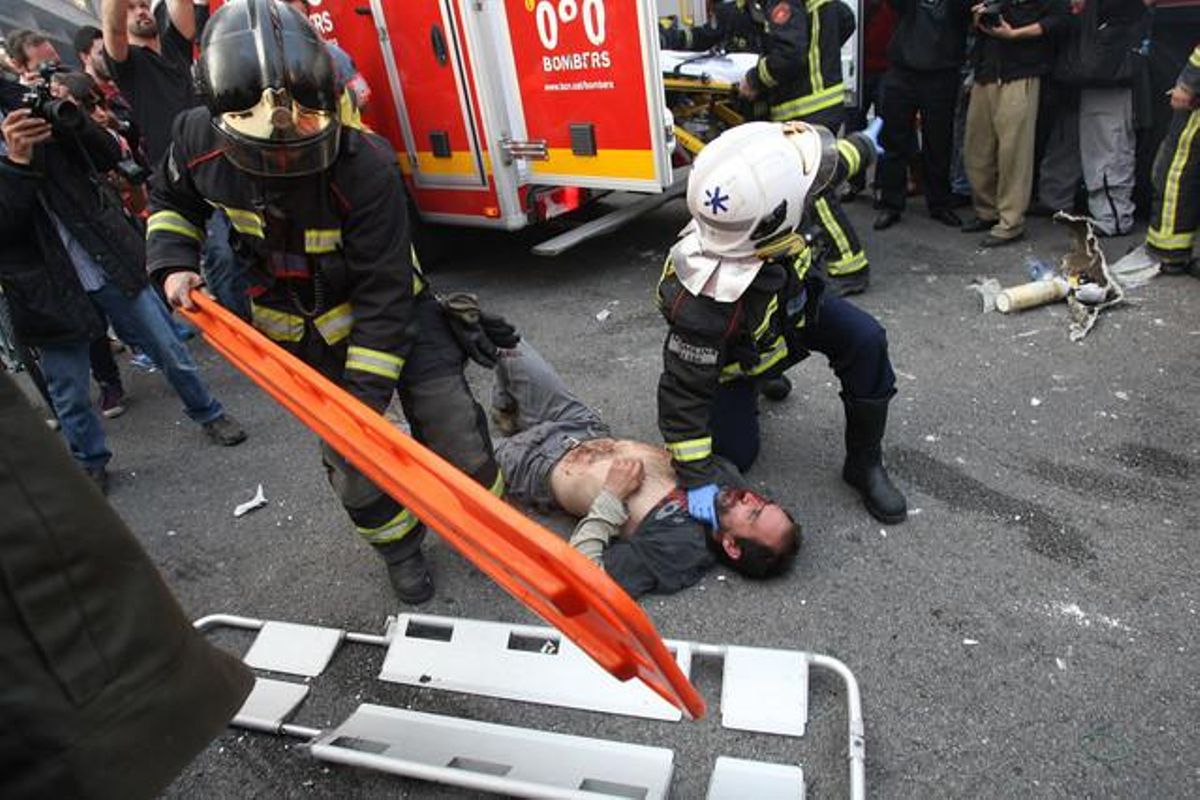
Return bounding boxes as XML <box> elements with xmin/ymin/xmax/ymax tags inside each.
<box><xmin>219</xmin><ymin>206</ymin><xmax>265</xmax><ymax>238</ymax></box>
<box><xmin>757</xmin><ymin>58</ymin><xmax>777</xmax><ymax>89</ymax></box>
<box><xmin>250</xmin><ymin>303</ymin><xmax>304</xmax><ymax>342</ymax></box>
<box><xmin>356</xmin><ymin>507</ymin><xmax>419</xmax><ymax>544</ymax></box>
<box><xmin>304</xmin><ymin>228</ymin><xmax>343</xmax><ymax>254</ymax></box>
<box><xmin>666</xmin><ymin>437</ymin><xmax>713</xmax><ymax>463</ymax></box>
<box><xmin>754</xmin><ymin>296</ymin><xmax>779</xmax><ymax>340</ymax></box>
<box><xmin>346</xmin><ymin>345</ymin><xmax>405</xmax><ymax>380</ymax></box>
<box><xmin>146</xmin><ymin>210</ymin><xmax>203</xmax><ymax>242</ymax></box>
<box><xmin>808</xmin><ymin>0</ymin><xmax>825</xmax><ymax>94</ymax></box>
<box><xmin>769</xmin><ymin>83</ymin><xmax>845</xmax><ymax>121</ymax></box>
<box><xmin>314</xmin><ymin>302</ymin><xmax>354</xmax><ymax>345</ymax></box>
<box><xmin>837</xmin><ymin>139</ymin><xmax>861</xmax><ymax>177</ymax></box>
<box><xmin>720</xmin><ymin>335</ymin><xmax>789</xmax><ymax>381</ymax></box>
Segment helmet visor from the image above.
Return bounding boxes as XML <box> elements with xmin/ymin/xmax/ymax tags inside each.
<box><xmin>215</xmin><ymin>115</ymin><xmax>341</xmax><ymax>177</ymax></box>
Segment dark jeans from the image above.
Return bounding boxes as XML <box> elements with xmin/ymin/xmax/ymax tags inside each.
<box><xmin>203</xmin><ymin>211</ymin><xmax>251</xmax><ymax>321</ymax></box>
<box><xmin>878</xmin><ymin>67</ymin><xmax>960</xmax><ymax>213</ymax></box>
<box><xmin>41</xmin><ymin>284</ymin><xmax>225</xmax><ymax>468</ymax></box>
<box><xmin>711</xmin><ymin>291</ymin><xmax>896</xmax><ymax>472</ymax></box>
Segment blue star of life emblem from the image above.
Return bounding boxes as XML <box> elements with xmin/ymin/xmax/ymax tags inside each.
<box><xmin>704</xmin><ymin>186</ymin><xmax>730</xmax><ymax>214</ymax></box>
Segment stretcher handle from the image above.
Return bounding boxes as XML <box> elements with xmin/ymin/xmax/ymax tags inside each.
<box><xmin>182</xmin><ymin>291</ymin><xmax>706</xmax><ymax>719</ymax></box>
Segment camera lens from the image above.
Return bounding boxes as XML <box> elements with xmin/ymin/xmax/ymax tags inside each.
<box><xmin>44</xmin><ymin>98</ymin><xmax>85</xmax><ymax>133</ymax></box>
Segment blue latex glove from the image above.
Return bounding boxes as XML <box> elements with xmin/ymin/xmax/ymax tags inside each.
<box><xmin>686</xmin><ymin>484</ymin><xmax>720</xmax><ymax>530</ymax></box>
<box><xmin>864</xmin><ymin>116</ymin><xmax>885</xmax><ymax>156</ymax></box>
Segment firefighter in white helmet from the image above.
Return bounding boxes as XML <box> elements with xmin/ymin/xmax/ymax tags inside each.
<box><xmin>656</xmin><ymin>121</ymin><xmax>907</xmax><ymax>527</ymax></box>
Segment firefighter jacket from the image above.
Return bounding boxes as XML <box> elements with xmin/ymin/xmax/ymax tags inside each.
<box><xmin>1181</xmin><ymin>45</ymin><xmax>1200</xmax><ymax>96</ymax></box>
<box><xmin>657</xmin><ymin>134</ymin><xmax>872</xmax><ymax>487</ymax></box>
<box><xmin>0</xmin><ymin>372</ymin><xmax>253</xmax><ymax>798</ymax></box>
<box><xmin>146</xmin><ymin>107</ymin><xmax>425</xmax><ymax>413</ymax></box>
<box><xmin>662</xmin><ymin>0</ymin><xmax>854</xmax><ymax>121</ymax></box>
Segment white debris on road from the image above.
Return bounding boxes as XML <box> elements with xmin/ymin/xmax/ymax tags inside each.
<box><xmin>234</xmin><ymin>484</ymin><xmax>269</xmax><ymax>518</ymax></box>
<box><xmin>1049</xmin><ymin>601</ymin><xmax>1133</xmax><ymax>633</ymax></box>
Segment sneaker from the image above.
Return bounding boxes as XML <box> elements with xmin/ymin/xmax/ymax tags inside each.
<box><xmin>98</xmin><ymin>384</ymin><xmax>127</xmax><ymax>419</ymax></box>
<box><xmin>202</xmin><ymin>414</ymin><xmax>247</xmax><ymax>446</ymax></box>
<box><xmin>386</xmin><ymin>551</ymin><xmax>435</xmax><ymax>605</ymax></box>
<box><xmin>129</xmin><ymin>352</ymin><xmax>158</xmax><ymax>372</ymax></box>
<box><xmin>85</xmin><ymin>466</ymin><xmax>109</xmax><ymax>495</ymax></box>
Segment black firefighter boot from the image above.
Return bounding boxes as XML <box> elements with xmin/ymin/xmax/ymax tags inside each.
<box><xmin>374</xmin><ymin>533</ymin><xmax>435</xmax><ymax>605</ymax></box>
<box><xmin>841</xmin><ymin>395</ymin><xmax>907</xmax><ymax>524</ymax></box>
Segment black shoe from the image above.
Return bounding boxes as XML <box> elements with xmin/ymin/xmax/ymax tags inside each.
<box><xmin>960</xmin><ymin>216</ymin><xmax>994</xmax><ymax>233</ymax></box>
<box><xmin>827</xmin><ymin>268</ymin><xmax>870</xmax><ymax>297</ymax></box>
<box><xmin>85</xmin><ymin>466</ymin><xmax>109</xmax><ymax>495</ymax></box>
<box><xmin>980</xmin><ymin>231</ymin><xmax>1025</xmax><ymax>248</ymax></box>
<box><xmin>948</xmin><ymin>193</ymin><xmax>972</xmax><ymax>209</ymax></box>
<box><xmin>930</xmin><ymin>208</ymin><xmax>962</xmax><ymax>228</ymax></box>
<box><xmin>841</xmin><ymin>395</ymin><xmax>907</xmax><ymax>524</ymax></box>
<box><xmin>760</xmin><ymin>375</ymin><xmax>792</xmax><ymax>401</ymax></box>
<box><xmin>386</xmin><ymin>550</ymin><xmax>435</xmax><ymax>605</ymax></box>
<box><xmin>203</xmin><ymin>414</ymin><xmax>247</xmax><ymax>446</ymax></box>
<box><xmin>873</xmin><ymin>210</ymin><xmax>901</xmax><ymax>230</ymax></box>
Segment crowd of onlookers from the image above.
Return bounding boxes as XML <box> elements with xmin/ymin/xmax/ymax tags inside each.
<box><xmin>847</xmin><ymin>0</ymin><xmax>1198</xmax><ymax>263</ymax></box>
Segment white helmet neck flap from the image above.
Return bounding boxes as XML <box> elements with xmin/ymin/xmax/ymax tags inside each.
<box><xmin>675</xmin><ymin>121</ymin><xmax>838</xmax><ymax>301</ymax></box>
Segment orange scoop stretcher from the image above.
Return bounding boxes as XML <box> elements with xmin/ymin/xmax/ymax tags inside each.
<box><xmin>181</xmin><ymin>292</ymin><xmax>706</xmax><ymax>719</ymax></box>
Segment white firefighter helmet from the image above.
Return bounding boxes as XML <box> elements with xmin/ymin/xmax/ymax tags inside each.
<box><xmin>674</xmin><ymin>121</ymin><xmax>839</xmax><ymax>301</ymax></box>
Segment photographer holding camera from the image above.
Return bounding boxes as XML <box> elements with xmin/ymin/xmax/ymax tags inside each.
<box><xmin>961</xmin><ymin>0</ymin><xmax>1070</xmax><ymax>247</ymax></box>
<box><xmin>0</xmin><ymin>56</ymin><xmax>246</xmax><ymax>493</ymax></box>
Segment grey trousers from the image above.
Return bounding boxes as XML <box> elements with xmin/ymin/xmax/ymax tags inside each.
<box><xmin>1038</xmin><ymin>87</ymin><xmax>1136</xmax><ymax>236</ymax></box>
<box><xmin>492</xmin><ymin>342</ymin><xmax>611</xmax><ymax>508</ymax></box>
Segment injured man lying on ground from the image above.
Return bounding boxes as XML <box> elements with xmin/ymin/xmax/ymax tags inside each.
<box><xmin>491</xmin><ymin>342</ymin><xmax>800</xmax><ymax>599</ymax></box>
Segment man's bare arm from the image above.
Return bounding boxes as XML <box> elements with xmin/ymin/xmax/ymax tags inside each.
<box><xmin>166</xmin><ymin>0</ymin><xmax>197</xmax><ymax>42</ymax></box>
<box><xmin>101</xmin><ymin>0</ymin><xmax>130</xmax><ymax>63</ymax></box>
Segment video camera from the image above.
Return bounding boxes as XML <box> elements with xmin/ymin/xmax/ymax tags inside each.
<box><xmin>20</xmin><ymin>62</ymin><xmax>85</xmax><ymax>134</ymax></box>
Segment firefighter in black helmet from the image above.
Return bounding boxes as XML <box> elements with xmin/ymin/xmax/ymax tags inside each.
<box><xmin>146</xmin><ymin>0</ymin><xmax>510</xmax><ymax>604</ymax></box>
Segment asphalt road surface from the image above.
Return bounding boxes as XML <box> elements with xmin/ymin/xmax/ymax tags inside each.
<box><xmin>34</xmin><ymin>196</ymin><xmax>1199</xmax><ymax>798</ymax></box>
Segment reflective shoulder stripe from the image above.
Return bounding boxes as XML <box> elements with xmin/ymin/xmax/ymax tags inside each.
<box><xmin>218</xmin><ymin>205</ymin><xmax>266</xmax><ymax>238</ymax></box>
<box><xmin>356</xmin><ymin>507</ymin><xmax>420</xmax><ymax>544</ymax></box>
<box><xmin>836</xmin><ymin>139</ymin><xmax>861</xmax><ymax>177</ymax></box>
<box><xmin>304</xmin><ymin>228</ymin><xmax>343</xmax><ymax>254</ymax></box>
<box><xmin>346</xmin><ymin>345</ymin><xmax>406</xmax><ymax>380</ymax></box>
<box><xmin>757</xmin><ymin>58</ymin><xmax>777</xmax><ymax>89</ymax></box>
<box><xmin>314</xmin><ymin>302</ymin><xmax>354</xmax><ymax>345</ymax></box>
<box><xmin>666</xmin><ymin>437</ymin><xmax>713</xmax><ymax>463</ymax></box>
<box><xmin>250</xmin><ymin>302</ymin><xmax>305</xmax><ymax>342</ymax></box>
<box><xmin>146</xmin><ymin>210</ymin><xmax>203</xmax><ymax>242</ymax></box>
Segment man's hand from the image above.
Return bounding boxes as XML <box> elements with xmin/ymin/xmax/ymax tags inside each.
<box><xmin>738</xmin><ymin>75</ymin><xmax>757</xmax><ymax>100</ymax></box>
<box><xmin>686</xmin><ymin>483</ymin><xmax>720</xmax><ymax>531</ymax></box>
<box><xmin>1</xmin><ymin>109</ymin><xmax>52</xmax><ymax>166</ymax></box>
<box><xmin>603</xmin><ymin>458</ymin><xmax>644</xmax><ymax>501</ymax></box>
<box><xmin>1169</xmin><ymin>84</ymin><xmax>1197</xmax><ymax>111</ymax></box>
<box><xmin>164</xmin><ymin>271</ymin><xmax>204</xmax><ymax>310</ymax></box>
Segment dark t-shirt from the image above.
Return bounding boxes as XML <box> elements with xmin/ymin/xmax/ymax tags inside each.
<box><xmin>106</xmin><ymin>22</ymin><xmax>195</xmax><ymax>166</ymax></box>
<box><xmin>602</xmin><ymin>488</ymin><xmax>716</xmax><ymax>598</ymax></box>
<box><xmin>602</xmin><ymin>461</ymin><xmax>748</xmax><ymax>598</ymax></box>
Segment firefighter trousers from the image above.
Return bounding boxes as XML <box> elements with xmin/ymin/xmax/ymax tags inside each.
<box><xmin>801</xmin><ymin>107</ymin><xmax>870</xmax><ymax>289</ymax></box>
<box><xmin>710</xmin><ymin>292</ymin><xmax>896</xmax><ymax>472</ymax></box>
<box><xmin>315</xmin><ymin>296</ymin><xmax>502</xmax><ymax>563</ymax></box>
<box><xmin>1147</xmin><ymin>107</ymin><xmax>1200</xmax><ymax>265</ymax></box>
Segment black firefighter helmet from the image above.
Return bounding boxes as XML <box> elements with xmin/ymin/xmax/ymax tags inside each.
<box><xmin>196</xmin><ymin>0</ymin><xmax>340</xmax><ymax>177</ymax></box>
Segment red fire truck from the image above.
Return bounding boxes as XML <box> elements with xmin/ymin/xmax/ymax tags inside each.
<box><xmin>295</xmin><ymin>0</ymin><xmax>860</xmax><ymax>254</ymax></box>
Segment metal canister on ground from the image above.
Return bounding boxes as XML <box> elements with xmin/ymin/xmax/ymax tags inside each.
<box><xmin>995</xmin><ymin>280</ymin><xmax>1069</xmax><ymax>314</ymax></box>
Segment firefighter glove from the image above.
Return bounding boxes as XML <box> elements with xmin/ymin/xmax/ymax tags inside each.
<box><xmin>440</xmin><ymin>292</ymin><xmax>520</xmax><ymax>369</ymax></box>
